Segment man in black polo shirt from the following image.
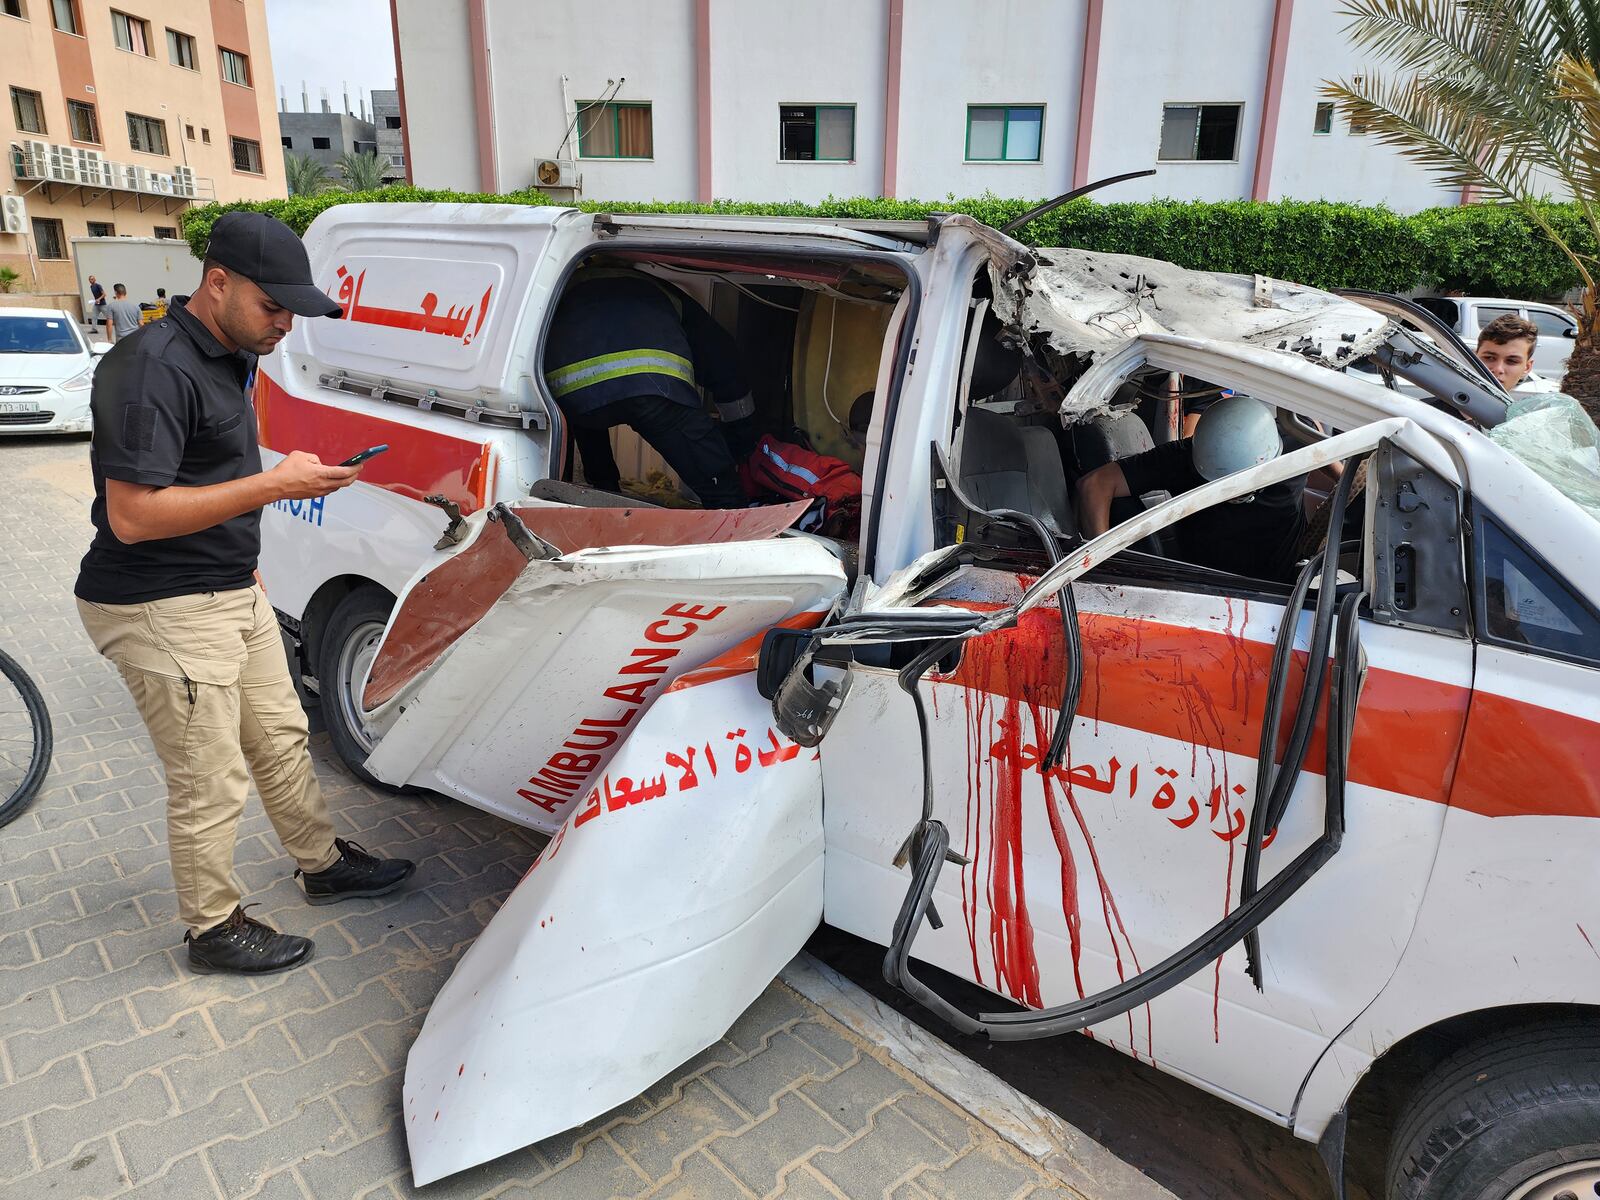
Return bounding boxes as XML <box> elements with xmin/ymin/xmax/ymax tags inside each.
<box><xmin>75</xmin><ymin>212</ymin><xmax>415</xmax><ymax>975</ymax></box>
<box><xmin>1076</xmin><ymin>394</ymin><xmax>1306</xmax><ymax>582</ymax></box>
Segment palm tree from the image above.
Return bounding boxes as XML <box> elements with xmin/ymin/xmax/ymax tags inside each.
<box><xmin>1325</xmin><ymin>0</ymin><xmax>1600</xmax><ymax>411</ymax></box>
<box><xmin>284</xmin><ymin>152</ymin><xmax>329</xmax><ymax>197</ymax></box>
<box><xmin>336</xmin><ymin>150</ymin><xmax>388</xmax><ymax>194</ymax></box>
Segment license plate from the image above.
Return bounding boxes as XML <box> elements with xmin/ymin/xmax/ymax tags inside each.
<box><xmin>0</xmin><ymin>401</ymin><xmax>39</xmax><ymax>414</ymax></box>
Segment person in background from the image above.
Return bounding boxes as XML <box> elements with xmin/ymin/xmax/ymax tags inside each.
<box><xmin>87</xmin><ymin>275</ymin><xmax>106</xmax><ymax>338</ymax></box>
<box><xmin>1476</xmin><ymin>313</ymin><xmax>1560</xmax><ymax>393</ymax></box>
<box><xmin>141</xmin><ymin>287</ymin><xmax>170</xmax><ymax>325</ymax></box>
<box><xmin>105</xmin><ymin>284</ymin><xmax>143</xmax><ymax>341</ymax></box>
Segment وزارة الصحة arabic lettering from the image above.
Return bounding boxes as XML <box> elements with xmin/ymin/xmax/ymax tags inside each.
<box><xmin>334</xmin><ymin>265</ymin><xmax>493</xmax><ymax>345</ymax></box>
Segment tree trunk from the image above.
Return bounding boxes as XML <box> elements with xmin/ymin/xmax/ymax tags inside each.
<box><xmin>1560</xmin><ymin>288</ymin><xmax>1600</xmax><ymax>425</ymax></box>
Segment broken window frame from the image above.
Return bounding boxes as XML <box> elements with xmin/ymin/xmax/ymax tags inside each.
<box><xmin>779</xmin><ymin>104</ymin><xmax>856</xmax><ymax>162</ymax></box>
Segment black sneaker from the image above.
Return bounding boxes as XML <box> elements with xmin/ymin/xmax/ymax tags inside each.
<box><xmin>185</xmin><ymin>905</ymin><xmax>313</xmax><ymax>975</ymax></box>
<box><xmin>296</xmin><ymin>838</ymin><xmax>416</xmax><ymax>905</ymax></box>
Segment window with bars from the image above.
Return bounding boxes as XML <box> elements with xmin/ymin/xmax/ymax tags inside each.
<box><xmin>167</xmin><ymin>28</ymin><xmax>197</xmax><ymax>70</ymax></box>
<box><xmin>126</xmin><ymin>111</ymin><xmax>167</xmax><ymax>155</ymax></box>
<box><xmin>220</xmin><ymin>47</ymin><xmax>250</xmax><ymax>87</ymax></box>
<box><xmin>153</xmin><ymin>225</ymin><xmax>178</xmax><ymax>239</ymax></box>
<box><xmin>231</xmin><ymin>136</ymin><xmax>262</xmax><ymax>173</ymax></box>
<box><xmin>576</xmin><ymin>101</ymin><xmax>652</xmax><ymax>158</ymax></box>
<box><xmin>32</xmin><ymin>217</ymin><xmax>66</xmax><ymax>259</ymax></box>
<box><xmin>779</xmin><ymin>105</ymin><xmax>854</xmax><ymax>161</ymax></box>
<box><xmin>87</xmin><ymin>221</ymin><xmax>114</xmax><ymax>237</ymax></box>
<box><xmin>965</xmin><ymin>105</ymin><xmax>1043</xmax><ymax>162</ymax></box>
<box><xmin>68</xmin><ymin>99</ymin><xmax>98</xmax><ymax>143</ymax></box>
<box><xmin>111</xmin><ymin>10</ymin><xmax>150</xmax><ymax>55</ymax></box>
<box><xmin>11</xmin><ymin>87</ymin><xmax>46</xmax><ymax>134</ymax></box>
<box><xmin>1158</xmin><ymin>103</ymin><xmax>1242</xmax><ymax>161</ymax></box>
<box><xmin>50</xmin><ymin>0</ymin><xmax>77</xmax><ymax>34</ymax></box>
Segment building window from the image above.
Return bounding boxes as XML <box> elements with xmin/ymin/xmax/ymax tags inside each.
<box><xmin>153</xmin><ymin>225</ymin><xmax>178</xmax><ymax>239</ymax></box>
<box><xmin>281</xmin><ymin>135</ymin><xmax>292</xmax><ymax>148</ymax></box>
<box><xmin>779</xmin><ymin>104</ymin><xmax>854</xmax><ymax>161</ymax></box>
<box><xmin>311</xmin><ymin>136</ymin><xmax>330</xmax><ymax>150</ymax></box>
<box><xmin>219</xmin><ymin>47</ymin><xmax>250</xmax><ymax>87</ymax></box>
<box><xmin>68</xmin><ymin>99</ymin><xmax>98</xmax><ymax>143</ymax></box>
<box><xmin>965</xmin><ymin>105</ymin><xmax>1043</xmax><ymax>162</ymax></box>
<box><xmin>384</xmin><ymin>115</ymin><xmax>400</xmax><ymax>129</ymax></box>
<box><xmin>1313</xmin><ymin>102</ymin><xmax>1334</xmax><ymax>135</ymax></box>
<box><xmin>126</xmin><ymin>111</ymin><xmax>168</xmax><ymax>155</ymax></box>
<box><xmin>3</xmin><ymin>2</ymin><xmax>24</xmax><ymax>21</ymax></box>
<box><xmin>184</xmin><ymin>122</ymin><xmax>194</xmax><ymax>140</ymax></box>
<box><xmin>50</xmin><ymin>0</ymin><xmax>78</xmax><ymax>34</ymax></box>
<box><xmin>390</xmin><ymin>153</ymin><xmax>404</xmax><ymax>166</ymax></box>
<box><xmin>166</xmin><ymin>28</ymin><xmax>197</xmax><ymax>70</ymax></box>
<box><xmin>200</xmin><ymin>127</ymin><xmax>210</xmax><ymax>143</ymax></box>
<box><xmin>87</xmin><ymin>220</ymin><xmax>114</xmax><ymax>237</ymax></box>
<box><xmin>32</xmin><ymin>217</ymin><xmax>66</xmax><ymax>259</ymax></box>
<box><xmin>1158</xmin><ymin>102</ymin><xmax>1243</xmax><ymax>161</ymax></box>
<box><xmin>231</xmin><ymin>135</ymin><xmax>263</xmax><ymax>174</ymax></box>
<box><xmin>111</xmin><ymin>10</ymin><xmax>150</xmax><ymax>55</ymax></box>
<box><xmin>576</xmin><ymin>100</ymin><xmax>652</xmax><ymax>159</ymax></box>
<box><xmin>11</xmin><ymin>87</ymin><xmax>46</xmax><ymax>134</ymax></box>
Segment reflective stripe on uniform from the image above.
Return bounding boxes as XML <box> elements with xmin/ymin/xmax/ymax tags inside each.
<box><xmin>544</xmin><ymin>349</ymin><xmax>696</xmax><ymax>399</ymax></box>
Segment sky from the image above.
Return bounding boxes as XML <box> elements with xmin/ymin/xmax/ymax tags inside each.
<box><xmin>264</xmin><ymin>0</ymin><xmax>398</xmax><ymax>118</ymax></box>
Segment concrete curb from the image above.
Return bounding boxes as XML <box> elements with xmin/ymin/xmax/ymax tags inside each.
<box><xmin>781</xmin><ymin>954</ymin><xmax>1180</xmax><ymax>1200</ymax></box>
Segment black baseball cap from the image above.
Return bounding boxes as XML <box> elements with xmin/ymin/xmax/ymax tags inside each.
<box><xmin>204</xmin><ymin>211</ymin><xmax>342</xmax><ymax>318</ymax></box>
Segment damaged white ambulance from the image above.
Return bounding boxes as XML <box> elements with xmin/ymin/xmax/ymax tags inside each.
<box><xmin>256</xmin><ymin>202</ymin><xmax>1600</xmax><ymax>1200</ymax></box>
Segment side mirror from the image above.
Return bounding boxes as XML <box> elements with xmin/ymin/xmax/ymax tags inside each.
<box><xmin>89</xmin><ymin>341</ymin><xmax>112</xmax><ymax>355</ymax></box>
<box><xmin>1564</xmin><ymin>327</ymin><xmax>1578</xmax><ymax>339</ymax></box>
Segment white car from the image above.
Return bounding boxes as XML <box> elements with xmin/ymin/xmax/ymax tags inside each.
<box><xmin>0</xmin><ymin>307</ymin><xmax>108</xmax><ymax>435</ymax></box>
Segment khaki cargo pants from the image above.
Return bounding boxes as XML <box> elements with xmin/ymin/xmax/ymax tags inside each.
<box><xmin>77</xmin><ymin>586</ymin><xmax>340</xmax><ymax>935</ymax></box>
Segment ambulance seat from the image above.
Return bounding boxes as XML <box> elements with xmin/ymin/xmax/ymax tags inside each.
<box><xmin>956</xmin><ymin>405</ymin><xmax>1077</xmax><ymax>538</ymax></box>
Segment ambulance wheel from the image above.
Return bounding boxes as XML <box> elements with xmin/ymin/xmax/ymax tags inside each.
<box><xmin>1385</xmin><ymin>1019</ymin><xmax>1600</xmax><ymax>1200</ymax></box>
<box><xmin>318</xmin><ymin>585</ymin><xmax>403</xmax><ymax>792</ymax></box>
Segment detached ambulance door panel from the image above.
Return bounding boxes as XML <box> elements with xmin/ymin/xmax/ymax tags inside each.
<box><xmin>822</xmin><ymin>447</ymin><xmax>1471</xmax><ymax>1119</ymax></box>
<box><xmin>362</xmin><ymin>502</ymin><xmax>847</xmax><ymax>835</ymax></box>
<box><xmin>406</xmin><ymin>668</ymin><xmax>828</xmax><ymax>1186</ymax></box>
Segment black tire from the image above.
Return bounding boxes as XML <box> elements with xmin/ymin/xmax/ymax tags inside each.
<box><xmin>0</xmin><ymin>647</ymin><xmax>53</xmax><ymax>829</ymax></box>
<box><xmin>316</xmin><ymin>585</ymin><xmax>404</xmax><ymax>792</ymax></box>
<box><xmin>1386</xmin><ymin>1019</ymin><xmax>1600</xmax><ymax>1200</ymax></box>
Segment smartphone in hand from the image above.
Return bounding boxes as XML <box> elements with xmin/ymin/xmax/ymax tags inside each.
<box><xmin>340</xmin><ymin>444</ymin><xmax>389</xmax><ymax>467</ymax></box>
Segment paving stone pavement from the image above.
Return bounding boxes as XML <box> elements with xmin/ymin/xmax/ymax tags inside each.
<box><xmin>0</xmin><ymin>437</ymin><xmax>1078</xmax><ymax>1199</ymax></box>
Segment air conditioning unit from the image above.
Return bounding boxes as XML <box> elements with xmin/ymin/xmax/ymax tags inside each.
<box><xmin>47</xmin><ymin>145</ymin><xmax>78</xmax><ymax>183</ymax></box>
<box><xmin>0</xmin><ymin>194</ymin><xmax>26</xmax><ymax>235</ymax></box>
<box><xmin>173</xmin><ymin>165</ymin><xmax>196</xmax><ymax>198</ymax></box>
<box><xmin>21</xmin><ymin>140</ymin><xmax>49</xmax><ymax>178</ymax></box>
<box><xmin>126</xmin><ymin>165</ymin><xmax>150</xmax><ymax>193</ymax></box>
<box><xmin>148</xmin><ymin>172</ymin><xmax>174</xmax><ymax>196</ymax></box>
<box><xmin>101</xmin><ymin>162</ymin><xmax>127</xmax><ymax>191</ymax></box>
<box><xmin>533</xmin><ymin>158</ymin><xmax>580</xmax><ymax>191</ymax></box>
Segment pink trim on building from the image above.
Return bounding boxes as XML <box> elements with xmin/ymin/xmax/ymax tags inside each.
<box><xmin>1250</xmin><ymin>0</ymin><xmax>1295</xmax><ymax>201</ymax></box>
<box><xmin>467</xmin><ymin>0</ymin><xmax>498</xmax><ymax>193</ymax></box>
<box><xmin>1072</xmin><ymin>0</ymin><xmax>1105</xmax><ymax>190</ymax></box>
<box><xmin>882</xmin><ymin>0</ymin><xmax>905</xmax><ymax>198</ymax></box>
<box><xmin>389</xmin><ymin>0</ymin><xmax>414</xmax><ymax>186</ymax></box>
<box><xmin>696</xmin><ymin>0</ymin><xmax>713</xmax><ymax>202</ymax></box>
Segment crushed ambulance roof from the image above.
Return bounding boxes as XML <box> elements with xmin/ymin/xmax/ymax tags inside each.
<box><xmin>994</xmin><ymin>247</ymin><xmax>1394</xmax><ymax>392</ymax></box>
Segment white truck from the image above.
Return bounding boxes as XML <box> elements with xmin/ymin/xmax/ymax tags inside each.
<box><xmin>256</xmin><ymin>202</ymin><xmax>1600</xmax><ymax>1200</ymax></box>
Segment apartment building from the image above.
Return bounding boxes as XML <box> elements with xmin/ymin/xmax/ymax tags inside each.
<box><xmin>2</xmin><ymin>0</ymin><xmax>285</xmax><ymax>302</ymax></box>
<box><xmin>392</xmin><ymin>0</ymin><xmax>1458</xmax><ymax>212</ymax></box>
<box><xmin>371</xmin><ymin>88</ymin><xmax>405</xmax><ymax>184</ymax></box>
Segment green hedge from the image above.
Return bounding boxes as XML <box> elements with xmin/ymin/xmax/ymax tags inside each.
<box><xmin>181</xmin><ymin>189</ymin><xmax>1591</xmax><ymax>300</ymax></box>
